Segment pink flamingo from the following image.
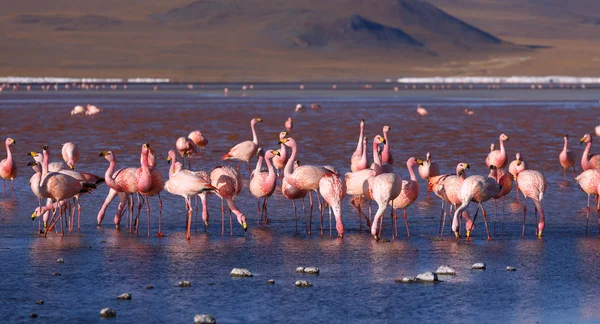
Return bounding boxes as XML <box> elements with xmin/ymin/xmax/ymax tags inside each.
<box><xmin>285</xmin><ymin>117</ymin><xmax>293</xmax><ymax>132</ymax></box>
<box><xmin>192</xmin><ymin>170</ymin><xmax>212</xmax><ymax>228</ymax></box>
<box><xmin>508</xmin><ymin>153</ymin><xmax>526</xmax><ymax>202</ymax></box>
<box><xmin>370</xmin><ymin>170</ymin><xmax>402</xmax><ymax>241</ymax></box>
<box><xmin>486</xmin><ymin>133</ymin><xmax>509</xmax><ymax>168</ymax></box>
<box><xmin>516</xmin><ymin>169</ymin><xmax>547</xmax><ymax>236</ymax></box>
<box><xmin>61</xmin><ymin>142</ymin><xmax>79</xmax><ymax>170</ymax></box>
<box><xmin>418</xmin><ymin>152</ymin><xmax>440</xmax><ymax>196</ymax></box>
<box><xmin>416</xmin><ymin>104</ymin><xmax>428</xmax><ymax>116</ymax></box>
<box><xmin>575</xmin><ymin>169</ymin><xmax>600</xmax><ymax>235</ymax></box>
<box><xmin>350</xmin><ymin>119</ymin><xmax>367</xmax><ymax>172</ymax></box>
<box><xmin>382</xmin><ymin>125</ymin><xmax>394</xmax><ymax>167</ymax></box>
<box><xmin>165</xmin><ymin>150</ymin><xmax>218</xmax><ymax>240</ymax></box>
<box><xmin>188</xmin><ymin>130</ymin><xmax>208</xmax><ymax>149</ymax></box>
<box><xmin>0</xmin><ymin>137</ymin><xmax>17</xmax><ymax>194</ymax></box>
<box><xmin>559</xmin><ymin>134</ymin><xmax>576</xmax><ymax>179</ymax></box>
<box><xmin>389</xmin><ymin>157</ymin><xmax>419</xmax><ymax>238</ymax></box>
<box><xmin>281</xmin><ymin>137</ymin><xmax>333</xmax><ymax>234</ymax></box>
<box><xmin>452</xmin><ymin>166</ymin><xmax>501</xmax><ymax>240</ymax></box>
<box><xmin>249</xmin><ymin>149</ymin><xmax>280</xmax><ymax>225</ymax></box>
<box><xmin>222</xmin><ymin>117</ymin><xmax>263</xmax><ymax>173</ymax></box>
<box><xmin>210</xmin><ymin>165</ymin><xmax>247</xmax><ymax>235</ymax></box>
<box><xmin>489</xmin><ymin>167</ymin><xmax>513</xmax><ymax>234</ymax></box>
<box><xmin>428</xmin><ymin>163</ymin><xmax>472</xmax><ymax>235</ymax></box>
<box><xmin>580</xmin><ymin>134</ymin><xmax>600</xmax><ymax>170</ymax></box>
<box><xmin>319</xmin><ymin>173</ymin><xmax>346</xmax><ymax>237</ymax></box>
<box><xmin>29</xmin><ymin>151</ymin><xmax>67</xmax><ymax>172</ymax></box>
<box><xmin>282</xmin><ymin>160</ymin><xmax>308</xmax><ymax>233</ymax></box>
<box><xmin>176</xmin><ymin>136</ymin><xmax>197</xmax><ymax>169</ymax></box>
<box><xmin>345</xmin><ymin>135</ymin><xmax>386</xmax><ymax>230</ymax></box>
<box><xmin>98</xmin><ymin>151</ymin><xmax>137</xmax><ymax>229</ymax></box>
<box><xmin>134</xmin><ymin>143</ymin><xmax>165</xmax><ymax>237</ymax></box>
<box><xmin>272</xmin><ymin>132</ymin><xmax>289</xmax><ymax>178</ymax></box>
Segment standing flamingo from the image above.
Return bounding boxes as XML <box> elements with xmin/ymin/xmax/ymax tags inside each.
<box><xmin>580</xmin><ymin>134</ymin><xmax>600</xmax><ymax>170</ymax></box>
<box><xmin>272</xmin><ymin>132</ymin><xmax>289</xmax><ymax>178</ymax></box>
<box><xmin>134</xmin><ymin>143</ymin><xmax>165</xmax><ymax>237</ymax></box>
<box><xmin>559</xmin><ymin>134</ymin><xmax>576</xmax><ymax>179</ymax></box>
<box><xmin>486</xmin><ymin>133</ymin><xmax>509</xmax><ymax>168</ymax></box>
<box><xmin>249</xmin><ymin>149</ymin><xmax>280</xmax><ymax>225</ymax></box>
<box><xmin>389</xmin><ymin>157</ymin><xmax>419</xmax><ymax>238</ymax></box>
<box><xmin>508</xmin><ymin>153</ymin><xmax>526</xmax><ymax>202</ymax></box>
<box><xmin>0</xmin><ymin>137</ymin><xmax>17</xmax><ymax>194</ymax></box>
<box><xmin>285</xmin><ymin>117</ymin><xmax>293</xmax><ymax>132</ymax></box>
<box><xmin>165</xmin><ymin>150</ymin><xmax>217</xmax><ymax>240</ymax></box>
<box><xmin>222</xmin><ymin>117</ymin><xmax>263</xmax><ymax>173</ymax></box>
<box><xmin>282</xmin><ymin>160</ymin><xmax>308</xmax><ymax>232</ymax></box>
<box><xmin>452</xmin><ymin>166</ymin><xmax>501</xmax><ymax>240</ymax></box>
<box><xmin>575</xmin><ymin>169</ymin><xmax>600</xmax><ymax>235</ymax></box>
<box><xmin>350</xmin><ymin>119</ymin><xmax>367</xmax><ymax>172</ymax></box>
<box><xmin>319</xmin><ymin>173</ymin><xmax>346</xmax><ymax>237</ymax></box>
<box><xmin>61</xmin><ymin>142</ymin><xmax>79</xmax><ymax>170</ymax></box>
<box><xmin>428</xmin><ymin>163</ymin><xmax>472</xmax><ymax>235</ymax></box>
<box><xmin>281</xmin><ymin>137</ymin><xmax>333</xmax><ymax>234</ymax></box>
<box><xmin>489</xmin><ymin>167</ymin><xmax>513</xmax><ymax>234</ymax></box>
<box><xmin>210</xmin><ymin>165</ymin><xmax>247</xmax><ymax>235</ymax></box>
<box><xmin>516</xmin><ymin>169</ymin><xmax>547</xmax><ymax>236</ymax></box>
<box><xmin>188</xmin><ymin>130</ymin><xmax>208</xmax><ymax>149</ymax></box>
<box><xmin>418</xmin><ymin>152</ymin><xmax>440</xmax><ymax>196</ymax></box>
<box><xmin>370</xmin><ymin>170</ymin><xmax>402</xmax><ymax>241</ymax></box>
<box><xmin>98</xmin><ymin>151</ymin><xmax>138</xmax><ymax>229</ymax></box>
<box><xmin>176</xmin><ymin>136</ymin><xmax>197</xmax><ymax>169</ymax></box>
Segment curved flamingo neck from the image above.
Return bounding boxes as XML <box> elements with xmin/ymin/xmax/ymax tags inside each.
<box><xmin>382</xmin><ymin>132</ymin><xmax>390</xmax><ymax>163</ymax></box>
<box><xmin>5</xmin><ymin>142</ymin><xmax>12</xmax><ymax>165</ymax></box>
<box><xmin>372</xmin><ymin>140</ymin><xmax>381</xmax><ymax>174</ymax></box>
<box><xmin>254</xmin><ymin>155</ymin><xmax>264</xmax><ymax>175</ymax></box>
<box><xmin>168</xmin><ymin>153</ymin><xmax>177</xmax><ymax>178</ymax></box>
<box><xmin>105</xmin><ymin>158</ymin><xmax>118</xmax><ymax>189</ymax></box>
<box><xmin>499</xmin><ymin>137</ymin><xmax>506</xmax><ymax>155</ymax></box>
<box><xmin>356</xmin><ymin>124</ymin><xmax>364</xmax><ymax>153</ymax></box>
<box><xmin>251</xmin><ymin>121</ymin><xmax>259</xmax><ymax>145</ymax></box>
<box><xmin>279</xmin><ymin>143</ymin><xmax>287</xmax><ymax>160</ymax></box>
<box><xmin>563</xmin><ymin>137</ymin><xmax>568</xmax><ymax>153</ymax></box>
<box><xmin>583</xmin><ymin>141</ymin><xmax>592</xmax><ymax>169</ymax></box>
<box><xmin>41</xmin><ymin>149</ymin><xmax>49</xmax><ymax>179</ymax></box>
<box><xmin>360</xmin><ymin>139</ymin><xmax>367</xmax><ymax>166</ymax></box>
<box><xmin>407</xmin><ymin>162</ymin><xmax>417</xmax><ymax>181</ymax></box>
<box><xmin>284</xmin><ymin>142</ymin><xmax>297</xmax><ymax>179</ymax></box>
<box><xmin>265</xmin><ymin>154</ymin><xmax>276</xmax><ymax>182</ymax></box>
<box><xmin>141</xmin><ymin>149</ymin><xmax>149</xmax><ymax>171</ymax></box>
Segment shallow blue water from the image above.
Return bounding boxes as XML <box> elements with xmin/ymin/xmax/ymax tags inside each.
<box><xmin>1</xmin><ymin>87</ymin><xmax>600</xmax><ymax>323</ymax></box>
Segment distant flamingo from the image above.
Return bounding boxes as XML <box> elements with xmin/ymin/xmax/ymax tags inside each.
<box><xmin>489</xmin><ymin>167</ymin><xmax>513</xmax><ymax>235</ymax></box>
<box><xmin>486</xmin><ymin>133</ymin><xmax>509</xmax><ymax>168</ymax></box>
<box><xmin>508</xmin><ymin>153</ymin><xmax>526</xmax><ymax>202</ymax></box>
<box><xmin>575</xmin><ymin>169</ymin><xmax>600</xmax><ymax>235</ymax></box>
<box><xmin>418</xmin><ymin>152</ymin><xmax>440</xmax><ymax>196</ymax></box>
<box><xmin>250</xmin><ymin>149</ymin><xmax>280</xmax><ymax>225</ymax></box>
<box><xmin>0</xmin><ymin>137</ymin><xmax>17</xmax><ymax>194</ymax></box>
<box><xmin>222</xmin><ymin>117</ymin><xmax>262</xmax><ymax>173</ymax></box>
<box><xmin>452</xmin><ymin>166</ymin><xmax>501</xmax><ymax>240</ymax></box>
<box><xmin>98</xmin><ymin>151</ymin><xmax>137</xmax><ymax>229</ymax></box>
<box><xmin>210</xmin><ymin>165</ymin><xmax>247</xmax><ymax>235</ymax></box>
<box><xmin>319</xmin><ymin>173</ymin><xmax>346</xmax><ymax>236</ymax></box>
<box><xmin>272</xmin><ymin>132</ymin><xmax>289</xmax><ymax>178</ymax></box>
<box><xmin>580</xmin><ymin>134</ymin><xmax>600</xmax><ymax>170</ymax></box>
<box><xmin>71</xmin><ymin>105</ymin><xmax>85</xmax><ymax>116</ymax></box>
<box><xmin>281</xmin><ymin>137</ymin><xmax>333</xmax><ymax>234</ymax></box>
<box><xmin>165</xmin><ymin>150</ymin><xmax>217</xmax><ymax>240</ymax></box>
<box><xmin>282</xmin><ymin>160</ymin><xmax>308</xmax><ymax>232</ymax></box>
<box><xmin>86</xmin><ymin>104</ymin><xmax>101</xmax><ymax>115</ymax></box>
<box><xmin>188</xmin><ymin>130</ymin><xmax>208</xmax><ymax>149</ymax></box>
<box><xmin>382</xmin><ymin>125</ymin><xmax>394</xmax><ymax>167</ymax></box>
<box><xmin>350</xmin><ymin>119</ymin><xmax>367</xmax><ymax>172</ymax></box>
<box><xmin>285</xmin><ymin>117</ymin><xmax>293</xmax><ymax>132</ymax></box>
<box><xmin>134</xmin><ymin>143</ymin><xmax>165</xmax><ymax>237</ymax></box>
<box><xmin>516</xmin><ymin>169</ymin><xmax>547</xmax><ymax>236</ymax></box>
<box><xmin>416</xmin><ymin>104</ymin><xmax>428</xmax><ymax>116</ymax></box>
<box><xmin>61</xmin><ymin>142</ymin><xmax>79</xmax><ymax>170</ymax></box>
<box><xmin>389</xmin><ymin>157</ymin><xmax>419</xmax><ymax>238</ymax></box>
<box><xmin>559</xmin><ymin>134</ymin><xmax>576</xmax><ymax>179</ymax></box>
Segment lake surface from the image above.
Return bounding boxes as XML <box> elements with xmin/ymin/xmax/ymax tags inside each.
<box><xmin>1</xmin><ymin>86</ymin><xmax>600</xmax><ymax>323</ymax></box>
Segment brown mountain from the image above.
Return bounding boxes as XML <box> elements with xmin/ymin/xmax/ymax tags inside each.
<box><xmin>0</xmin><ymin>0</ymin><xmax>596</xmax><ymax>81</ymax></box>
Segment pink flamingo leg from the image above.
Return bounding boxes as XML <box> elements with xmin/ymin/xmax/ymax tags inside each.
<box><xmin>480</xmin><ymin>204</ymin><xmax>491</xmax><ymax>241</ymax></box>
<box><xmin>292</xmin><ymin>199</ymin><xmax>298</xmax><ymax>233</ymax></box>
<box><xmin>308</xmin><ymin>191</ymin><xmax>313</xmax><ymax>234</ymax></box>
<box><xmin>522</xmin><ymin>199</ymin><xmax>527</xmax><ymax>236</ymax></box>
<box><xmin>586</xmin><ymin>194</ymin><xmax>591</xmax><ymax>235</ymax></box>
<box><xmin>221</xmin><ymin>198</ymin><xmax>225</xmax><ymax>237</ymax></box>
<box><xmin>157</xmin><ymin>193</ymin><xmax>163</xmax><ymax>237</ymax></box>
<box><xmin>404</xmin><ymin>209</ymin><xmax>410</xmax><ymax>238</ymax></box>
<box><xmin>145</xmin><ymin>196</ymin><xmax>151</xmax><ymax>237</ymax></box>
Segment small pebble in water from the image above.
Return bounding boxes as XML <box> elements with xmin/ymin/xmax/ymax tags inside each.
<box><xmin>296</xmin><ymin>267</ymin><xmax>320</xmax><ymax>274</ymax></box>
<box><xmin>100</xmin><ymin>308</ymin><xmax>117</xmax><ymax>317</ymax></box>
<box><xmin>266</xmin><ymin>279</ymin><xmax>275</xmax><ymax>284</ymax></box>
<box><xmin>436</xmin><ymin>265</ymin><xmax>456</xmax><ymax>275</ymax></box>
<box><xmin>416</xmin><ymin>272</ymin><xmax>439</xmax><ymax>282</ymax></box>
<box><xmin>194</xmin><ymin>314</ymin><xmax>216</xmax><ymax>324</ymax></box>
<box><xmin>397</xmin><ymin>276</ymin><xmax>416</xmax><ymax>283</ymax></box>
<box><xmin>51</xmin><ymin>272</ymin><xmax>61</xmax><ymax>276</ymax></box>
<box><xmin>295</xmin><ymin>280</ymin><xmax>312</xmax><ymax>287</ymax></box>
<box><xmin>56</xmin><ymin>258</ymin><xmax>64</xmax><ymax>263</ymax></box>
<box><xmin>472</xmin><ymin>263</ymin><xmax>486</xmax><ymax>270</ymax></box>
<box><xmin>116</xmin><ymin>293</ymin><xmax>132</xmax><ymax>300</ymax></box>
<box><xmin>230</xmin><ymin>268</ymin><xmax>253</xmax><ymax>277</ymax></box>
<box><xmin>35</xmin><ymin>300</ymin><xmax>44</xmax><ymax>305</ymax></box>
<box><xmin>295</xmin><ymin>267</ymin><xmax>305</xmax><ymax>273</ymax></box>
<box><xmin>178</xmin><ymin>281</ymin><xmax>191</xmax><ymax>287</ymax></box>
<box><xmin>30</xmin><ymin>313</ymin><xmax>38</xmax><ymax>318</ymax></box>
<box><xmin>145</xmin><ymin>285</ymin><xmax>154</xmax><ymax>289</ymax></box>
<box><xmin>507</xmin><ymin>266</ymin><xmax>517</xmax><ymax>271</ymax></box>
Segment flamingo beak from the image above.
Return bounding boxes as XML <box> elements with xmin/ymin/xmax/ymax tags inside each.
<box><xmin>242</xmin><ymin>221</ymin><xmax>248</xmax><ymax>232</ymax></box>
<box><xmin>538</xmin><ymin>230</ymin><xmax>543</xmax><ymax>237</ymax></box>
<box><xmin>204</xmin><ymin>220</ymin><xmax>209</xmax><ymax>227</ymax></box>
<box><xmin>580</xmin><ymin>137</ymin><xmax>586</xmax><ymax>144</ymax></box>
<box><xmin>466</xmin><ymin>230</ymin><xmax>471</xmax><ymax>237</ymax></box>
<box><xmin>26</xmin><ymin>162</ymin><xmax>37</xmax><ymax>167</ymax></box>
<box><xmin>42</xmin><ymin>145</ymin><xmax>48</xmax><ymax>150</ymax></box>
<box><xmin>256</xmin><ymin>118</ymin><xmax>263</xmax><ymax>122</ymax></box>
<box><xmin>69</xmin><ymin>164</ymin><xmax>74</xmax><ymax>170</ymax></box>
<box><xmin>279</xmin><ymin>138</ymin><xmax>286</xmax><ymax>144</ymax></box>
<box><xmin>416</xmin><ymin>159</ymin><xmax>424</xmax><ymax>166</ymax></box>
<box><xmin>454</xmin><ymin>232</ymin><xmax>460</xmax><ymax>239</ymax></box>
<box><xmin>31</xmin><ymin>211</ymin><xmax>37</xmax><ymax>220</ymax></box>
<box><xmin>99</xmin><ymin>151</ymin><xmax>107</xmax><ymax>157</ymax></box>
<box><xmin>116</xmin><ymin>224</ymin><xmax>120</xmax><ymax>230</ymax></box>
<box><xmin>273</xmin><ymin>150</ymin><xmax>280</xmax><ymax>156</ymax></box>
<box><xmin>28</xmin><ymin>151</ymin><xmax>37</xmax><ymax>157</ymax></box>
<box><xmin>167</xmin><ymin>156</ymin><xmax>171</xmax><ymax>165</ymax></box>
<box><xmin>465</xmin><ymin>164</ymin><xmax>470</xmax><ymax>169</ymax></box>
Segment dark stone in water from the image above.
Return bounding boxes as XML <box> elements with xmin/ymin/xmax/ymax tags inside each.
<box><xmin>35</xmin><ymin>300</ymin><xmax>44</xmax><ymax>304</ymax></box>
<box><xmin>30</xmin><ymin>313</ymin><xmax>38</xmax><ymax>318</ymax></box>
<box><xmin>56</xmin><ymin>258</ymin><xmax>64</xmax><ymax>263</ymax></box>
<box><xmin>100</xmin><ymin>308</ymin><xmax>116</xmax><ymax>317</ymax></box>
<box><xmin>267</xmin><ymin>279</ymin><xmax>275</xmax><ymax>284</ymax></box>
<box><xmin>51</xmin><ymin>272</ymin><xmax>61</xmax><ymax>276</ymax></box>
<box><xmin>117</xmin><ymin>293</ymin><xmax>132</xmax><ymax>300</ymax></box>
<box><xmin>178</xmin><ymin>281</ymin><xmax>191</xmax><ymax>287</ymax></box>
<box><xmin>507</xmin><ymin>266</ymin><xmax>517</xmax><ymax>271</ymax></box>
<box><xmin>145</xmin><ymin>285</ymin><xmax>154</xmax><ymax>289</ymax></box>
<box><xmin>295</xmin><ymin>280</ymin><xmax>312</xmax><ymax>287</ymax></box>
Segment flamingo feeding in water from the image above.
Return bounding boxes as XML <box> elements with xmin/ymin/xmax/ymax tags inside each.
<box><xmin>489</xmin><ymin>167</ymin><xmax>514</xmax><ymax>234</ymax></box>
<box><xmin>61</xmin><ymin>142</ymin><xmax>79</xmax><ymax>170</ymax></box>
<box><xmin>249</xmin><ymin>149</ymin><xmax>280</xmax><ymax>225</ymax></box>
<box><xmin>134</xmin><ymin>143</ymin><xmax>165</xmax><ymax>237</ymax></box>
<box><xmin>428</xmin><ymin>162</ymin><xmax>471</xmax><ymax>235</ymax></box>
<box><xmin>188</xmin><ymin>130</ymin><xmax>208</xmax><ymax>149</ymax></box>
<box><xmin>222</xmin><ymin>117</ymin><xmax>262</xmax><ymax>173</ymax></box>
<box><xmin>319</xmin><ymin>173</ymin><xmax>346</xmax><ymax>237</ymax></box>
<box><xmin>350</xmin><ymin>119</ymin><xmax>367</xmax><ymax>172</ymax></box>
<box><xmin>210</xmin><ymin>165</ymin><xmax>247</xmax><ymax>235</ymax></box>
<box><xmin>98</xmin><ymin>151</ymin><xmax>137</xmax><ymax>229</ymax></box>
<box><xmin>580</xmin><ymin>134</ymin><xmax>600</xmax><ymax>170</ymax></box>
<box><xmin>516</xmin><ymin>169</ymin><xmax>547</xmax><ymax>237</ymax></box>
<box><xmin>486</xmin><ymin>133</ymin><xmax>509</xmax><ymax>168</ymax></box>
<box><xmin>176</xmin><ymin>137</ymin><xmax>197</xmax><ymax>169</ymax></box>
<box><xmin>0</xmin><ymin>137</ymin><xmax>17</xmax><ymax>194</ymax></box>
<box><xmin>559</xmin><ymin>134</ymin><xmax>576</xmax><ymax>179</ymax></box>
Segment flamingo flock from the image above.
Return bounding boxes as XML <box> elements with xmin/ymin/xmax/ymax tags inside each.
<box><xmin>7</xmin><ymin>112</ymin><xmax>600</xmax><ymax>242</ymax></box>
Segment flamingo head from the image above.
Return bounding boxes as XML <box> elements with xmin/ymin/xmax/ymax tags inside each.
<box><xmin>360</xmin><ymin>119</ymin><xmax>365</xmax><ymax>127</ymax></box>
<box><xmin>252</xmin><ymin>117</ymin><xmax>263</xmax><ymax>125</ymax></box>
<box><xmin>5</xmin><ymin>138</ymin><xmax>15</xmax><ymax>146</ymax></box>
<box><xmin>265</xmin><ymin>150</ymin><xmax>280</xmax><ymax>160</ymax></box>
<box><xmin>383</xmin><ymin>125</ymin><xmax>390</xmax><ymax>134</ymax></box>
<box><xmin>363</xmin><ymin>137</ymin><xmax>367</xmax><ymax>145</ymax></box>
<box><xmin>256</xmin><ymin>147</ymin><xmax>264</xmax><ymax>158</ymax></box>
<box><xmin>426</xmin><ymin>152</ymin><xmax>432</xmax><ymax>161</ymax></box>
<box><xmin>142</xmin><ymin>143</ymin><xmax>150</xmax><ymax>150</ymax></box>
<box><xmin>407</xmin><ymin>157</ymin><xmax>418</xmax><ymax>168</ymax></box>
<box><xmin>374</xmin><ymin>135</ymin><xmax>385</xmax><ymax>145</ymax></box>
<box><xmin>280</xmin><ymin>137</ymin><xmax>296</xmax><ymax>148</ymax></box>
<box><xmin>415</xmin><ymin>159</ymin><xmax>424</xmax><ymax>166</ymax></box>
<box><xmin>279</xmin><ymin>131</ymin><xmax>288</xmax><ymax>140</ymax></box>
<box><xmin>564</xmin><ymin>133</ymin><xmax>569</xmax><ymax>140</ymax></box>
<box><xmin>294</xmin><ymin>160</ymin><xmax>300</xmax><ymax>167</ymax></box>
<box><xmin>538</xmin><ymin>222</ymin><xmax>545</xmax><ymax>237</ymax></box>
<box><xmin>581</xmin><ymin>134</ymin><xmax>592</xmax><ymax>144</ymax></box>
<box><xmin>456</xmin><ymin>163</ymin><xmax>469</xmax><ymax>176</ymax></box>
<box><xmin>99</xmin><ymin>151</ymin><xmax>115</xmax><ymax>163</ymax></box>
<box><xmin>166</xmin><ymin>150</ymin><xmax>177</xmax><ymax>164</ymax></box>
<box><xmin>500</xmin><ymin>133</ymin><xmax>509</xmax><ymax>141</ymax></box>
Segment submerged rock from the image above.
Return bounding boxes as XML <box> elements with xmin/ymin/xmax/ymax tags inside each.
<box><xmin>194</xmin><ymin>314</ymin><xmax>216</xmax><ymax>324</ymax></box>
<box><xmin>295</xmin><ymin>280</ymin><xmax>312</xmax><ymax>287</ymax></box>
<box><xmin>116</xmin><ymin>293</ymin><xmax>132</xmax><ymax>300</ymax></box>
<box><xmin>472</xmin><ymin>263</ymin><xmax>486</xmax><ymax>270</ymax></box>
<box><xmin>295</xmin><ymin>267</ymin><xmax>305</xmax><ymax>273</ymax></box>
<box><xmin>507</xmin><ymin>266</ymin><xmax>517</xmax><ymax>271</ymax></box>
<box><xmin>396</xmin><ymin>276</ymin><xmax>416</xmax><ymax>283</ymax></box>
<box><xmin>145</xmin><ymin>285</ymin><xmax>154</xmax><ymax>289</ymax></box>
<box><xmin>435</xmin><ymin>265</ymin><xmax>456</xmax><ymax>275</ymax></box>
<box><xmin>100</xmin><ymin>308</ymin><xmax>116</xmax><ymax>317</ymax></box>
<box><xmin>266</xmin><ymin>279</ymin><xmax>275</xmax><ymax>285</ymax></box>
<box><xmin>230</xmin><ymin>268</ymin><xmax>253</xmax><ymax>277</ymax></box>
<box><xmin>35</xmin><ymin>300</ymin><xmax>44</xmax><ymax>305</ymax></box>
<box><xmin>296</xmin><ymin>267</ymin><xmax>320</xmax><ymax>274</ymax></box>
<box><xmin>178</xmin><ymin>281</ymin><xmax>191</xmax><ymax>287</ymax></box>
<box><xmin>30</xmin><ymin>313</ymin><xmax>38</xmax><ymax>318</ymax></box>
<box><xmin>56</xmin><ymin>258</ymin><xmax>64</xmax><ymax>263</ymax></box>
<box><xmin>51</xmin><ymin>272</ymin><xmax>61</xmax><ymax>276</ymax></box>
<box><xmin>416</xmin><ymin>272</ymin><xmax>439</xmax><ymax>282</ymax></box>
